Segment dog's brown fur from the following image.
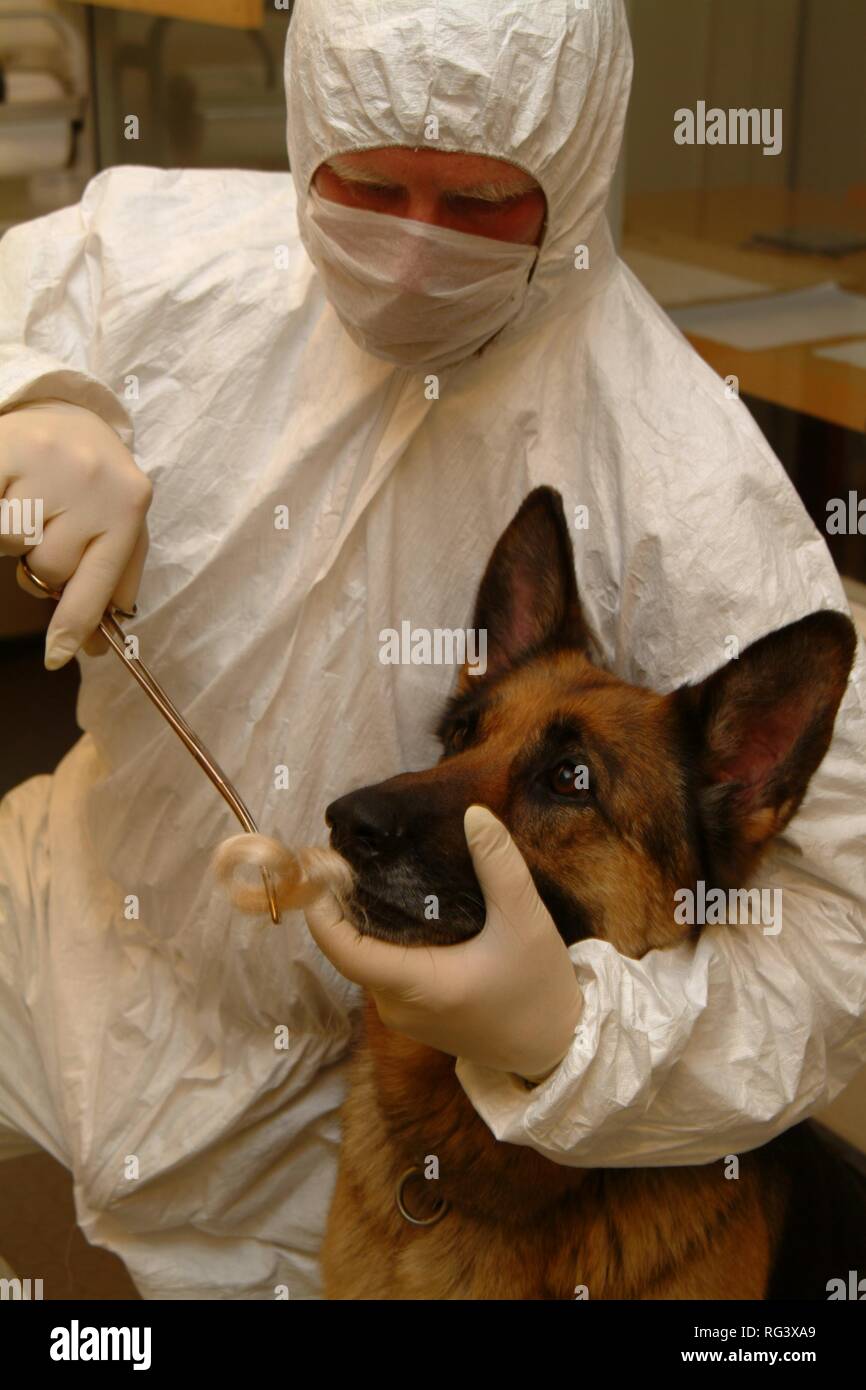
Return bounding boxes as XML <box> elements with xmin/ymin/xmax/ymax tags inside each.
<box><xmin>321</xmin><ymin>487</ymin><xmax>863</xmax><ymax>1300</ymax></box>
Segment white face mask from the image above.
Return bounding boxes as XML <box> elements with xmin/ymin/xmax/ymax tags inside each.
<box><xmin>298</xmin><ymin>186</ymin><xmax>539</xmax><ymax>372</ymax></box>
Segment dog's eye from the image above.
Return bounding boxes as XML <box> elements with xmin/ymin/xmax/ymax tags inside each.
<box><xmin>548</xmin><ymin>760</ymin><xmax>591</xmax><ymax>799</ymax></box>
<box><xmin>448</xmin><ymin>717</ymin><xmax>474</xmax><ymax>753</ymax></box>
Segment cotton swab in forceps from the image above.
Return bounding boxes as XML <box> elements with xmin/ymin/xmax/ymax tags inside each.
<box><xmin>17</xmin><ymin>552</ymin><xmax>281</xmax><ymax>924</ymax></box>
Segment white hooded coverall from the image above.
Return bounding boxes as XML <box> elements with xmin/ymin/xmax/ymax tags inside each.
<box><xmin>0</xmin><ymin>0</ymin><xmax>864</xmax><ymax>1300</ymax></box>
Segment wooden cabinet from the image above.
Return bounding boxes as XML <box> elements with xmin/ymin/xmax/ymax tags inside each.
<box><xmin>65</xmin><ymin>0</ymin><xmax>264</xmax><ymax>31</ymax></box>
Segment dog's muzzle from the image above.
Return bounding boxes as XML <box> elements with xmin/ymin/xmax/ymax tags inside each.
<box><xmin>326</xmin><ymin>786</ymin><xmax>410</xmax><ymax>861</ymax></box>
<box><xmin>324</xmin><ymin>780</ymin><xmax>486</xmax><ymax>944</ymax></box>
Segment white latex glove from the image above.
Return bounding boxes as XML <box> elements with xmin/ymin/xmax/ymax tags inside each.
<box><xmin>0</xmin><ymin>398</ymin><xmax>151</xmax><ymax>666</ymax></box>
<box><xmin>304</xmin><ymin>804</ymin><xmax>584</xmax><ymax>1082</ymax></box>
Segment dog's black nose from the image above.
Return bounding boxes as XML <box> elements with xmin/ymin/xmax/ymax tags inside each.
<box><xmin>325</xmin><ymin>788</ymin><xmax>407</xmax><ymax>859</ymax></box>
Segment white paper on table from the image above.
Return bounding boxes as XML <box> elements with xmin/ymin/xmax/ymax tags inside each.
<box><xmin>669</xmin><ymin>282</ymin><xmax>866</xmax><ymax>350</ymax></box>
<box><xmin>812</xmin><ymin>339</ymin><xmax>866</xmax><ymax>370</ymax></box>
<box><xmin>623</xmin><ymin>250</ymin><xmax>769</xmax><ymax>307</ymax></box>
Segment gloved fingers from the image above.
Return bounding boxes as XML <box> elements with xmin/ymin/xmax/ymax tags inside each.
<box><xmin>81</xmin><ymin>632</ymin><xmax>110</xmax><ymax>657</ymax></box>
<box><xmin>303</xmin><ymin>899</ymin><xmax>397</xmax><ymax>988</ymax></box>
<box><xmin>302</xmin><ymin>895</ymin><xmax>405</xmax><ymax>989</ymax></box>
<box><xmin>15</xmin><ymin>515</ymin><xmax>108</xmax><ymax>655</ymax></box>
<box><xmin>10</xmin><ymin>398</ymin><xmax>97</xmax><ymax>417</ymax></box>
<box><xmin>369</xmin><ymin>986</ymin><xmax>446</xmax><ymax>1041</ymax></box>
<box><xmin>464</xmin><ymin>804</ymin><xmax>557</xmax><ymax>939</ymax></box>
<box><xmin>0</xmin><ymin>401</ymin><xmax>151</xmax><ymax>668</ymax></box>
<box><xmin>13</xmin><ymin>507</ymin><xmax>143</xmax><ymax>655</ymax></box>
<box><xmin>303</xmin><ymin>894</ymin><xmax>458</xmax><ymax>996</ymax></box>
<box><xmin>0</xmin><ymin>470</ymin><xmax>59</xmax><ymax>558</ymax></box>
<box><xmin>15</xmin><ymin>556</ymin><xmax>53</xmax><ymax>597</ymax></box>
<box><xmin>112</xmin><ymin>520</ymin><xmax>149</xmax><ymax>616</ymax></box>
<box><xmin>0</xmin><ymin>500</ymin><xmax>39</xmax><ymax>561</ymax></box>
<box><xmin>77</xmin><ymin>525</ymin><xmax>147</xmax><ymax>658</ymax></box>
<box><xmin>14</xmin><ymin>510</ymin><xmax>95</xmax><ymax>591</ymax></box>
<box><xmin>44</xmin><ymin>523</ymin><xmax>146</xmax><ymax>669</ymax></box>
<box><xmin>303</xmin><ymin>888</ymin><xmax>345</xmax><ymax>934</ymax></box>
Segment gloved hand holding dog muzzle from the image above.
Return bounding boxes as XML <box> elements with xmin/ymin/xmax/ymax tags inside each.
<box><xmin>303</xmin><ymin>804</ymin><xmax>583</xmax><ymax>1083</ymax></box>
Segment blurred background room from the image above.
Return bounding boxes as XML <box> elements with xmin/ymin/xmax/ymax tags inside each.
<box><xmin>0</xmin><ymin>0</ymin><xmax>864</xmax><ymax>1296</ymax></box>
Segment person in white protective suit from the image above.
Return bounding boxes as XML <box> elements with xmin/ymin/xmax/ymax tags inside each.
<box><xmin>0</xmin><ymin>0</ymin><xmax>864</xmax><ymax>1302</ymax></box>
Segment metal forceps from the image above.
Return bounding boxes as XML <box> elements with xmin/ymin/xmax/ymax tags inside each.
<box><xmin>17</xmin><ymin>553</ymin><xmax>281</xmax><ymax>924</ymax></box>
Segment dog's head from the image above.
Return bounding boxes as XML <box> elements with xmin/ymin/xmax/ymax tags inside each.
<box><xmin>327</xmin><ymin>487</ymin><xmax>855</xmax><ymax>957</ymax></box>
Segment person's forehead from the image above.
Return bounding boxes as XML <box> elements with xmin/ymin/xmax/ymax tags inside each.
<box><xmin>324</xmin><ymin>145</ymin><xmax>538</xmax><ymax>188</ymax></box>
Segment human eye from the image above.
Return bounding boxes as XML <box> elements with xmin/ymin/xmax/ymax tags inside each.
<box><xmin>446</xmin><ymin>190</ymin><xmax>529</xmax><ymax>215</ymax></box>
<box><xmin>359</xmin><ymin>181</ymin><xmax>402</xmax><ymax>197</ymax></box>
<box><xmin>338</xmin><ymin>174</ymin><xmax>403</xmax><ymax>202</ymax></box>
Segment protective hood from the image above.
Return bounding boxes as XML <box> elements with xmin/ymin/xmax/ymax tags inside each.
<box><xmin>285</xmin><ymin>0</ymin><xmax>633</xmax><ymax>345</ymax></box>
<box><xmin>2</xmin><ymin>0</ymin><xmax>865</xmax><ymax>1306</ymax></box>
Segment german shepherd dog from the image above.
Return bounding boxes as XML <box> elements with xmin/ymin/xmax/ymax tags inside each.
<box><xmin>322</xmin><ymin>486</ymin><xmax>866</xmax><ymax>1300</ymax></box>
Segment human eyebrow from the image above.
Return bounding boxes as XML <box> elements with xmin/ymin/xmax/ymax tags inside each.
<box><xmin>446</xmin><ymin>177</ymin><xmax>538</xmax><ymax>203</ymax></box>
<box><xmin>324</xmin><ymin>158</ymin><xmax>538</xmax><ymax>203</ymax></box>
<box><xmin>324</xmin><ymin>158</ymin><xmax>401</xmax><ymax>187</ymax></box>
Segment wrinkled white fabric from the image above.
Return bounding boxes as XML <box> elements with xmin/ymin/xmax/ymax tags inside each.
<box><xmin>298</xmin><ymin>186</ymin><xmax>539</xmax><ymax>370</ymax></box>
<box><xmin>0</xmin><ymin>0</ymin><xmax>864</xmax><ymax>1301</ymax></box>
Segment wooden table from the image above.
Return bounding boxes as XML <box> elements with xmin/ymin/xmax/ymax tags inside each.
<box><xmin>65</xmin><ymin>0</ymin><xmax>264</xmax><ymax>30</ymax></box>
<box><xmin>624</xmin><ymin>188</ymin><xmax>866</xmax><ymax>434</ymax></box>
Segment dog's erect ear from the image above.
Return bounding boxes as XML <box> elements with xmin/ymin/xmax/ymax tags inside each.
<box><xmin>461</xmin><ymin>487</ymin><xmax>591</xmax><ymax>687</ymax></box>
<box><xmin>675</xmin><ymin>611</ymin><xmax>856</xmax><ymax>884</ymax></box>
